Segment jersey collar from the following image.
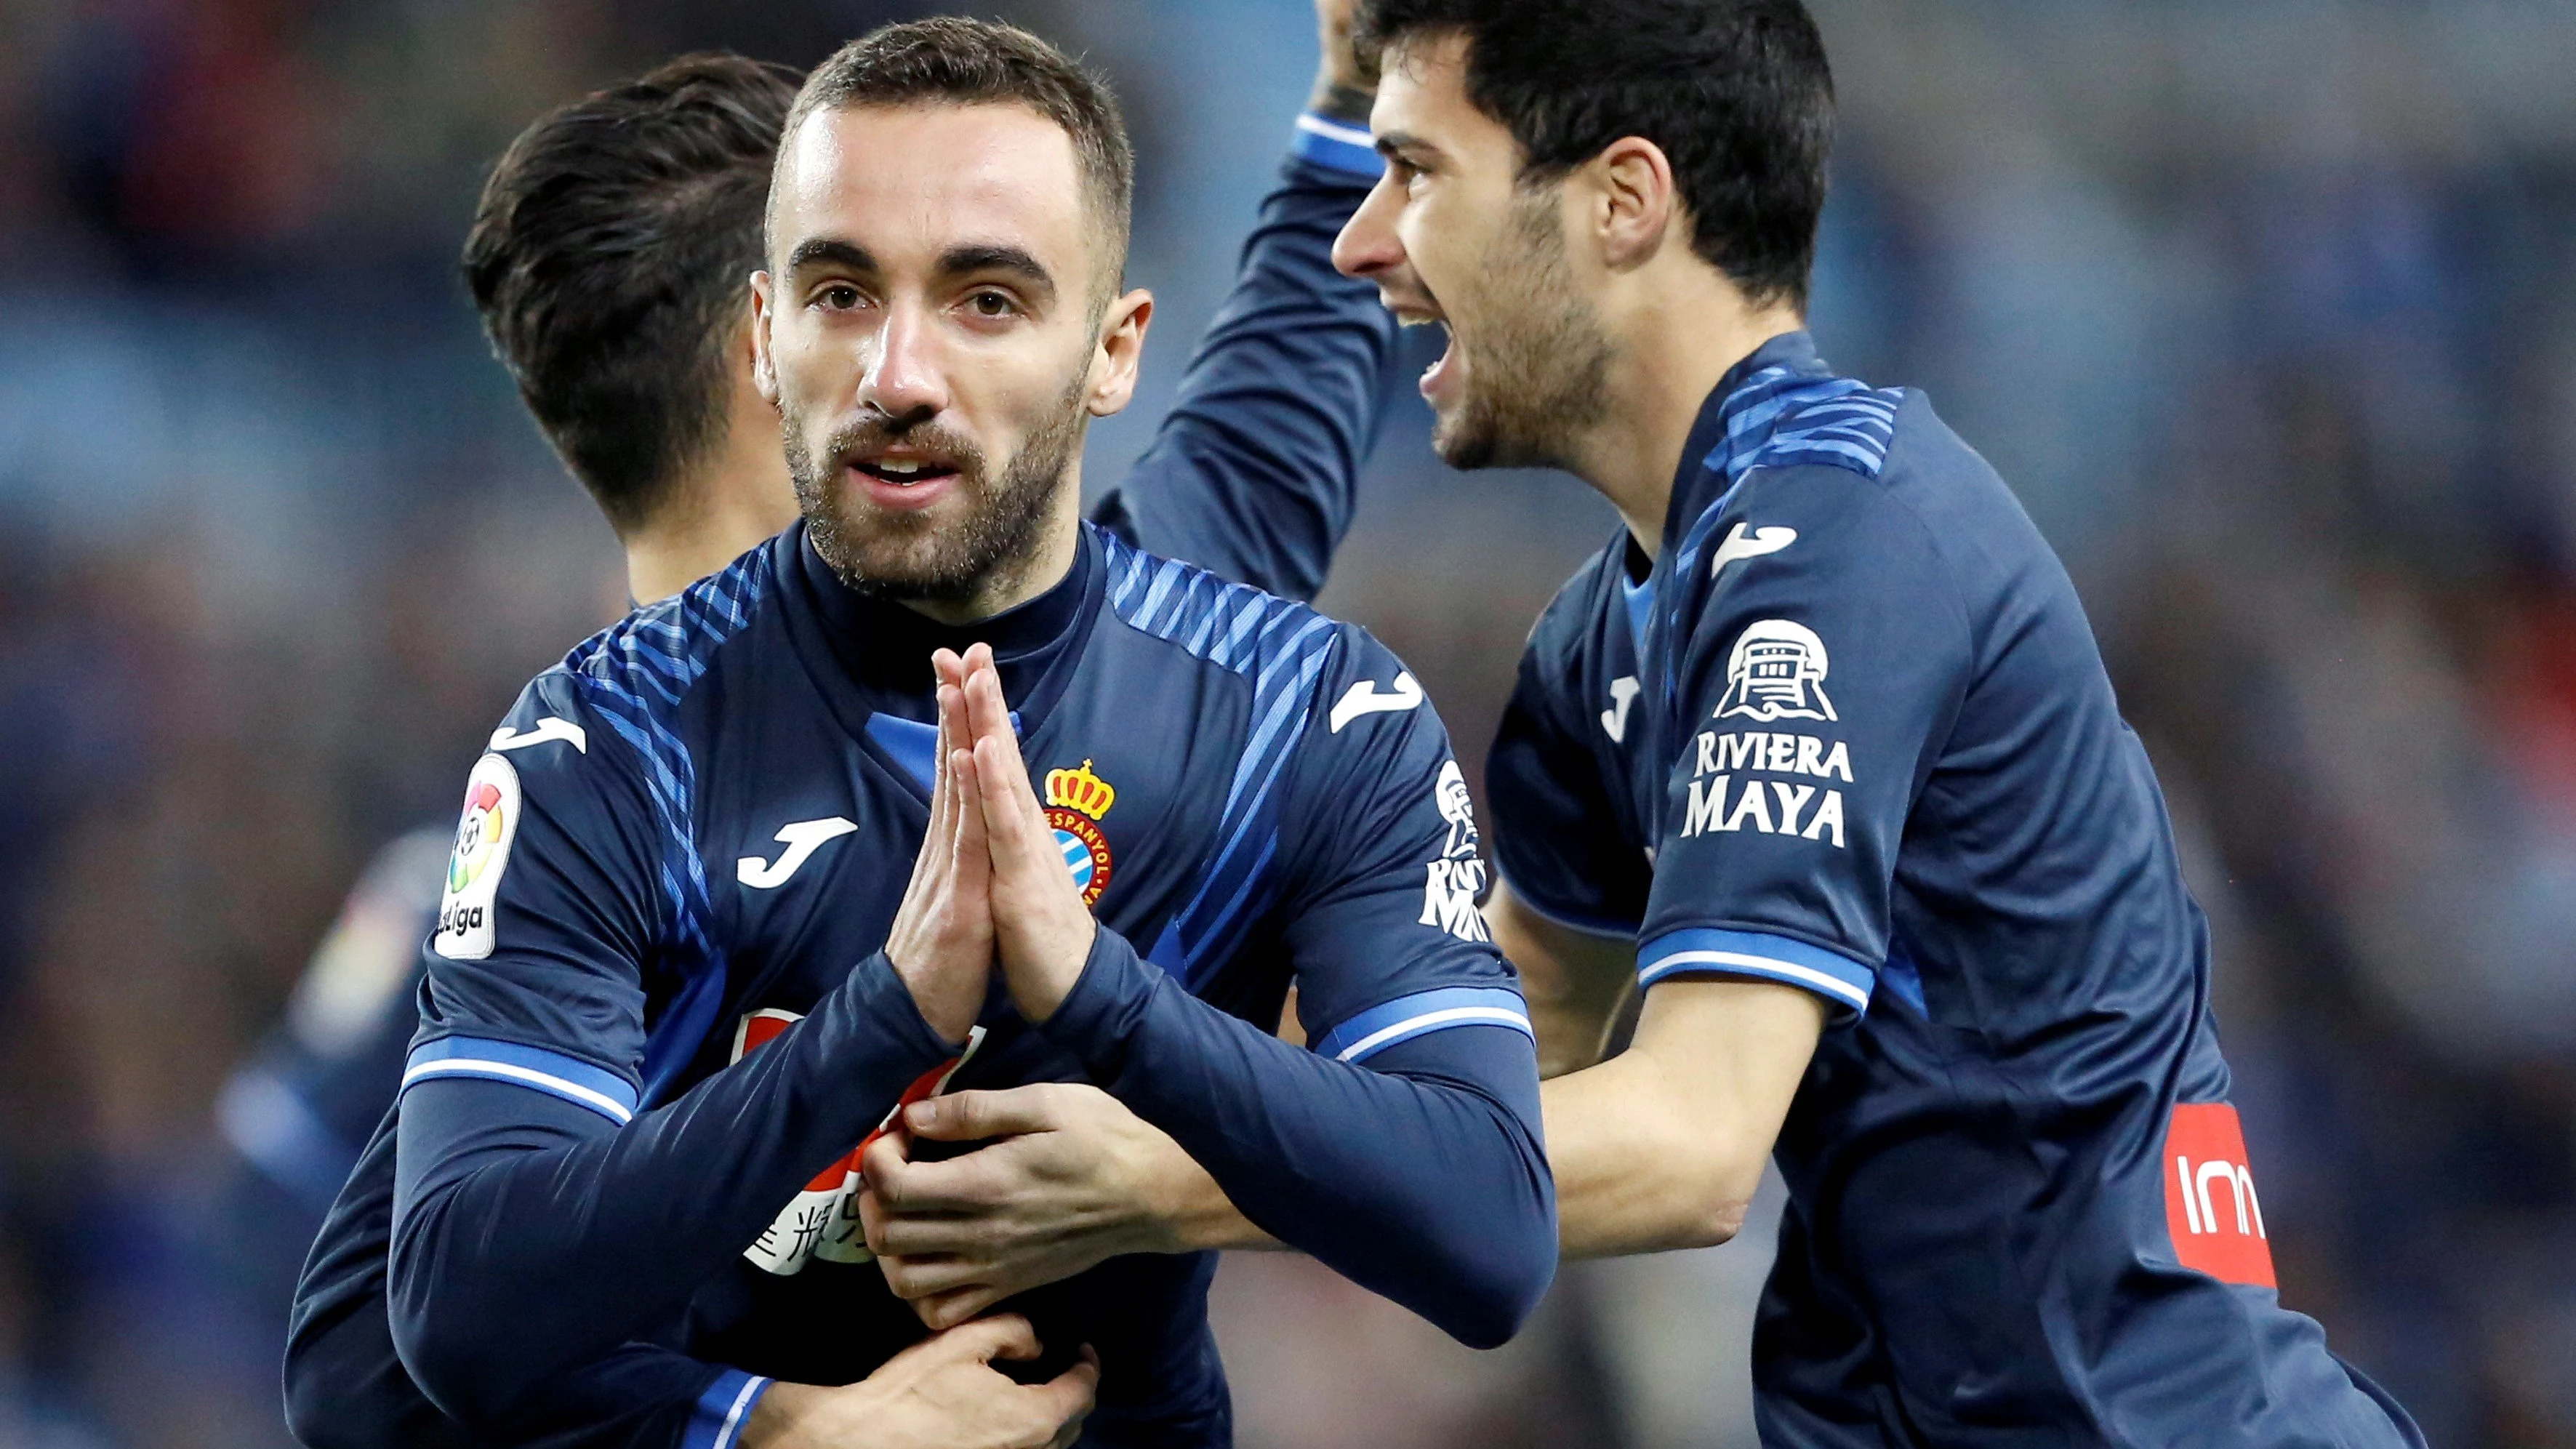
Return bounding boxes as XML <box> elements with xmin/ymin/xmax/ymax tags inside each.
<box><xmin>778</xmin><ymin>521</ymin><xmax>1107</xmax><ymax>795</ymax></box>
<box><xmin>1657</xmin><ymin>327</ymin><xmax>1831</xmax><ymax>554</ymax></box>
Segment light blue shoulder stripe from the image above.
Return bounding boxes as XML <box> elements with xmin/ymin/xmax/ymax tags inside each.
<box><xmin>401</xmin><ymin>1037</ymin><xmax>641</xmax><ymax>1124</ymax></box>
<box><xmin>560</xmin><ymin>543</ymin><xmax>779</xmax><ymax>1105</ymax></box>
<box><xmin>1099</xmin><ymin>531</ymin><xmax>1341</xmax><ymax>985</ymax></box>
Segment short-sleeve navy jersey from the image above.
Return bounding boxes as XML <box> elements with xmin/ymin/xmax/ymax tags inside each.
<box><xmin>405</xmin><ymin>521</ymin><xmax>1531</xmax><ymax>1440</ymax></box>
<box><xmin>1488</xmin><ymin>332</ymin><xmax>2422</xmax><ymax>1445</ymax></box>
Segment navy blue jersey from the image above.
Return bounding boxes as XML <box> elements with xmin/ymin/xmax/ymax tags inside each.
<box><xmin>377</xmin><ymin>523</ymin><xmax>1548</xmax><ymax>1443</ymax></box>
<box><xmin>286</xmin><ymin>133</ymin><xmax>1423</xmax><ymax>1449</ymax></box>
<box><xmin>1488</xmin><ymin>332</ymin><xmax>2421</xmax><ymax>1445</ymax></box>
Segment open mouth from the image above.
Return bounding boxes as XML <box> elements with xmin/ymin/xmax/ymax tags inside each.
<box><xmin>843</xmin><ymin>449</ymin><xmax>966</xmax><ymax>513</ymax></box>
<box><xmin>1416</xmin><ymin>317</ymin><xmax>1457</xmax><ymax>400</ymax></box>
<box><xmin>851</xmin><ymin>456</ymin><xmax>961</xmax><ymax>487</ymax></box>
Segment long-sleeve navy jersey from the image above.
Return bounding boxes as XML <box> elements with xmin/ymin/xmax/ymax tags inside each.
<box><xmin>286</xmin><ymin>128</ymin><xmax>1419</xmax><ymax>1449</ymax></box>
<box><xmin>388</xmin><ymin>523</ymin><xmax>1552</xmax><ymax>1440</ymax></box>
<box><xmin>1487</xmin><ymin>331</ymin><xmax>2423</xmax><ymax>1447</ymax></box>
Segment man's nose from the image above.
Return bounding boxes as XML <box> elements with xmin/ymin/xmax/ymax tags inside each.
<box><xmin>1333</xmin><ymin>173</ymin><xmax>1406</xmax><ymax>281</ymax></box>
<box><xmin>861</xmin><ymin>301</ymin><xmax>950</xmax><ymax>420</ymax></box>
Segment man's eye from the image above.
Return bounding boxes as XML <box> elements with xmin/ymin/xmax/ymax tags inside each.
<box><xmin>816</xmin><ymin>284</ymin><xmax>863</xmax><ymax>310</ymax></box>
<box><xmin>967</xmin><ymin>290</ymin><xmax>1016</xmax><ymax>318</ymax></box>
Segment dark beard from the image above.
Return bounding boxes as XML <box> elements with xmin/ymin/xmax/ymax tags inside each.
<box><xmin>786</xmin><ymin>373</ymin><xmax>1089</xmax><ymax>605</ymax></box>
<box><xmin>1437</xmin><ymin>188</ymin><xmax>1614</xmax><ymax>473</ymax></box>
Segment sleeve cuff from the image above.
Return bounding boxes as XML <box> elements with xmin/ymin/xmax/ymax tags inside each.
<box><xmin>852</xmin><ymin>949</ymin><xmax>976</xmax><ymax>1060</ymax></box>
<box><xmin>1291</xmin><ymin>112</ymin><xmax>1382</xmax><ymax>180</ymax></box>
<box><xmin>1637</xmin><ymin>928</ymin><xmax>1875</xmax><ymax>1016</ymax></box>
<box><xmin>1033</xmin><ymin>925</ymin><xmax>1157</xmax><ymax>1077</ymax></box>
<box><xmin>683</xmin><ymin>1368</ymin><xmax>770</xmax><ymax>1449</ymax></box>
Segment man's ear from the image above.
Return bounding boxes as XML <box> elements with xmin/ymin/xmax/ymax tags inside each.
<box><xmin>1086</xmin><ymin>288</ymin><xmax>1155</xmax><ymax>418</ymax></box>
<box><xmin>1587</xmin><ymin>136</ymin><xmax>1681</xmax><ymax>271</ymax></box>
<box><xmin>749</xmin><ymin>270</ymin><xmax>780</xmax><ymax>405</ymax></box>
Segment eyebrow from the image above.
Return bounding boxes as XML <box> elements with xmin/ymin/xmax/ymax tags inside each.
<box><xmin>937</xmin><ymin>244</ymin><xmax>1056</xmax><ymax>302</ymax></box>
<box><xmin>785</xmin><ymin>237</ymin><xmax>875</xmax><ymax>276</ymax></box>
<box><xmin>782</xmin><ymin>237</ymin><xmax>1058</xmax><ymax>305</ymax></box>
<box><xmin>1375</xmin><ymin>129</ymin><xmax>1440</xmax><ymax>164</ymax></box>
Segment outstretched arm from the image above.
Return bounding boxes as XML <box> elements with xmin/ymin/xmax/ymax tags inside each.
<box><xmin>1088</xmin><ymin>0</ymin><xmax>1400</xmax><ymax>603</ymax></box>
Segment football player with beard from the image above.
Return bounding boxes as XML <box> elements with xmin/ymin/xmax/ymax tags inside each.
<box><xmin>283</xmin><ymin>7</ymin><xmax>1432</xmax><ymax>1447</ymax></box>
<box><xmin>353</xmin><ymin>17</ymin><xmax>1552</xmax><ymax>1449</ymax></box>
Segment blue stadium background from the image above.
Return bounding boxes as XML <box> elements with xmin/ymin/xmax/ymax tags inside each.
<box><xmin>2</xmin><ymin>1</ymin><xmax>2573</xmax><ymax>1444</ymax></box>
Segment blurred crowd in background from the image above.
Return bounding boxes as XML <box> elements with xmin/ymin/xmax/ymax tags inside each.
<box><xmin>4</xmin><ymin>0</ymin><xmax>2575</xmax><ymax>1445</ymax></box>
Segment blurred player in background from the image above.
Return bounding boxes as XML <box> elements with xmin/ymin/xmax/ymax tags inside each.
<box><xmin>854</xmin><ymin>0</ymin><xmax>2431</xmax><ymax>1443</ymax></box>
<box><xmin>254</xmin><ymin>4</ymin><xmax>1413</xmax><ymax>1444</ymax></box>
<box><xmin>361</xmin><ymin>14</ymin><xmax>1546</xmax><ymax>1449</ymax></box>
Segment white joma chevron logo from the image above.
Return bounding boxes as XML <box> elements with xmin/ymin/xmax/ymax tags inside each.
<box><xmin>1709</xmin><ymin>523</ymin><xmax>1797</xmax><ymax>581</ymax></box>
<box><xmin>1330</xmin><ymin>673</ymin><xmax>1423</xmax><ymax>732</ymax></box>
<box><xmin>1600</xmin><ymin>676</ymin><xmax>1642</xmax><ymax>743</ymax></box>
<box><xmin>738</xmin><ymin>818</ymin><xmax>859</xmax><ymax>889</ymax></box>
<box><xmin>490</xmin><ymin>717</ymin><xmax>587</xmax><ymax>754</ymax></box>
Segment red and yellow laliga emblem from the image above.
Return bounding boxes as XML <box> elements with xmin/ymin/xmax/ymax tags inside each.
<box><xmin>1044</xmin><ymin>758</ymin><xmax>1115</xmax><ymax>904</ymax></box>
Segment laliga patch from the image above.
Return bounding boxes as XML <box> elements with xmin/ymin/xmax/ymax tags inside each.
<box><xmin>2162</xmin><ymin>1101</ymin><xmax>2276</xmax><ymax>1289</ymax></box>
<box><xmin>731</xmin><ymin>1008</ymin><xmax>985</xmax><ymax>1276</ymax></box>
<box><xmin>432</xmin><ymin>753</ymin><xmax>520</xmax><ymax>960</ymax></box>
<box><xmin>1043</xmin><ymin>759</ymin><xmax>1117</xmax><ymax>905</ymax></box>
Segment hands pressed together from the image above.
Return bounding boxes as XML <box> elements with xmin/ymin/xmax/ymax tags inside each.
<box><xmin>884</xmin><ymin>643</ymin><xmax>1101</xmax><ymax>1044</ymax></box>
<box><xmin>870</xmin><ymin>643</ymin><xmax>1251</xmax><ymax>1333</ymax></box>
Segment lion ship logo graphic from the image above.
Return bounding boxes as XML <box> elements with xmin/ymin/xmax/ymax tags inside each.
<box><xmin>1045</xmin><ymin>759</ymin><xmax>1116</xmax><ymax>904</ymax></box>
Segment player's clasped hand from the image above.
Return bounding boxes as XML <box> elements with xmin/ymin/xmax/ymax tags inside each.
<box><xmin>887</xmin><ymin>645</ymin><xmax>1098</xmax><ymax>1041</ymax></box>
<box><xmin>883</xmin><ymin>651</ymin><xmax>998</xmax><ymax>1045</ymax></box>
<box><xmin>740</xmin><ymin>1314</ymin><xmax>1095</xmax><ymax>1449</ymax></box>
<box><xmin>859</xmin><ymin>1083</ymin><xmax>1201</xmax><ymax>1329</ymax></box>
<box><xmin>954</xmin><ymin>642</ymin><xmax>1099</xmax><ymax>1022</ymax></box>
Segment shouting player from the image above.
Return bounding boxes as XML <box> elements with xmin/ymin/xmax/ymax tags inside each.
<box><xmin>859</xmin><ymin>0</ymin><xmax>2430</xmax><ymax>1443</ymax></box>
<box><xmin>369</xmin><ymin>17</ymin><xmax>1551</xmax><ymax>1449</ymax></box>
<box><xmin>284</xmin><ymin>11</ymin><xmax>1421</xmax><ymax>1449</ymax></box>
<box><xmin>1335</xmin><ymin>1</ymin><xmax>2425</xmax><ymax>1442</ymax></box>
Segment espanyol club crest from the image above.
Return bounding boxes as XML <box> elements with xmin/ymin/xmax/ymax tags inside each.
<box><xmin>1043</xmin><ymin>758</ymin><xmax>1116</xmax><ymax>904</ymax></box>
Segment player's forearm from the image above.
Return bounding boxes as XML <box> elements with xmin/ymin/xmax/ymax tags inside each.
<box><xmin>387</xmin><ymin>954</ymin><xmax>952</xmax><ymax>1425</ymax></box>
<box><xmin>1038</xmin><ymin>927</ymin><xmax>1555</xmax><ymax>1346</ymax></box>
<box><xmin>1542</xmin><ymin>1050</ymin><xmax>1764</xmax><ymax>1259</ymax></box>
<box><xmin>1542</xmin><ymin>979</ymin><xmax>1824</xmax><ymax>1259</ymax></box>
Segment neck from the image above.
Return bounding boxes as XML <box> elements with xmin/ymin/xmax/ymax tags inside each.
<box><xmin>622</xmin><ymin>378</ymin><xmax>802</xmax><ymax>603</ymax></box>
<box><xmin>1572</xmin><ymin>278</ymin><xmax>1805</xmax><ymax>560</ymax></box>
<box><xmin>891</xmin><ymin>461</ymin><xmax>1088</xmax><ymax>627</ymax></box>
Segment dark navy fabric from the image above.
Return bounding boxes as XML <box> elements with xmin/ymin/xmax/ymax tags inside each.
<box><xmin>1486</xmin><ymin>332</ymin><xmax>2423</xmax><ymax>1445</ymax></box>
<box><xmin>285</xmin><ymin>140</ymin><xmax>1411</xmax><ymax>1449</ymax></box>
<box><xmin>382</xmin><ymin>521</ymin><xmax>1545</xmax><ymax>1438</ymax></box>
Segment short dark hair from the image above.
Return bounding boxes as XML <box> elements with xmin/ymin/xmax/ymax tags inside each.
<box><xmin>773</xmin><ymin>18</ymin><xmax>1133</xmax><ymax>292</ymax></box>
<box><xmin>1358</xmin><ymin>0</ymin><xmax>1832</xmax><ymax>310</ymax></box>
<box><xmin>463</xmin><ymin>52</ymin><xmax>800</xmax><ymax>533</ymax></box>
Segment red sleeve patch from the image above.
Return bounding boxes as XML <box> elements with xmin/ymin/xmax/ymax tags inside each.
<box><xmin>2162</xmin><ymin>1101</ymin><xmax>2276</xmax><ymax>1289</ymax></box>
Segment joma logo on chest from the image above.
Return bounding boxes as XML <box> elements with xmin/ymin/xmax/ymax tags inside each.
<box><xmin>737</xmin><ymin>818</ymin><xmax>859</xmax><ymax>888</ymax></box>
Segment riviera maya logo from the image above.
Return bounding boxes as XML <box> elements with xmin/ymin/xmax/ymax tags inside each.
<box><xmin>448</xmin><ymin>780</ymin><xmax>508</xmax><ymax>893</ymax></box>
<box><xmin>1044</xmin><ymin>759</ymin><xmax>1116</xmax><ymax>904</ymax></box>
